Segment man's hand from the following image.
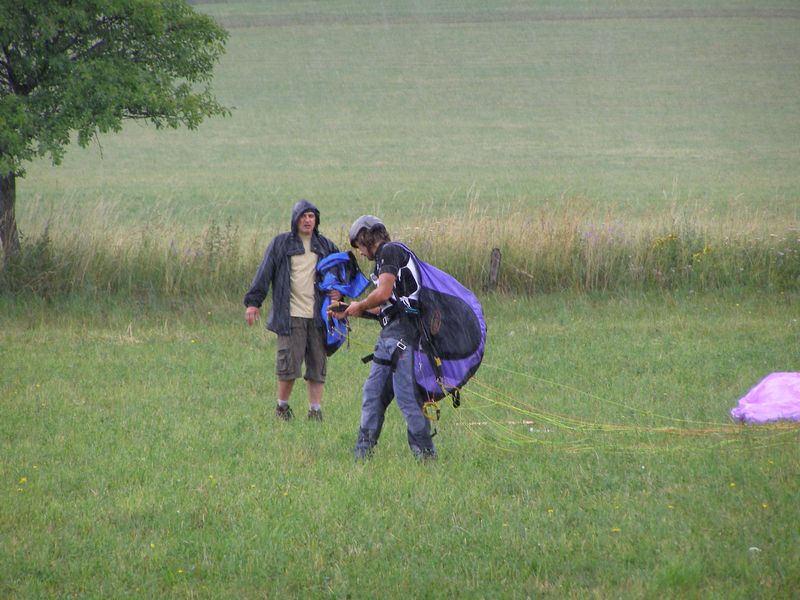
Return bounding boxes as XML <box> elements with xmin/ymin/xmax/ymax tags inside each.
<box><xmin>327</xmin><ymin>301</ymin><xmax>348</xmax><ymax>317</ymax></box>
<box><xmin>343</xmin><ymin>300</ymin><xmax>366</xmax><ymax>319</ymax></box>
<box><xmin>245</xmin><ymin>306</ymin><xmax>260</xmax><ymax>326</ymax></box>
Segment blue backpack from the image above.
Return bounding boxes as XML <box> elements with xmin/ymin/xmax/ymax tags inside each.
<box><xmin>316</xmin><ymin>251</ymin><xmax>370</xmax><ymax>355</ymax></box>
<box><xmin>394</xmin><ymin>243</ymin><xmax>487</xmax><ymax>403</ymax></box>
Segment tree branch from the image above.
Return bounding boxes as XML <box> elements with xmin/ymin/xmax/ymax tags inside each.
<box><xmin>1</xmin><ymin>46</ymin><xmax>27</xmax><ymax>95</ymax></box>
<box><xmin>69</xmin><ymin>15</ymin><xmax>124</xmax><ymax>62</ymax></box>
<box><xmin>0</xmin><ymin>48</ymin><xmax>10</xmax><ymax>88</ymax></box>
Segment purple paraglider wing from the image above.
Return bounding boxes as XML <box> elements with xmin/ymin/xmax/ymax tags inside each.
<box><xmin>730</xmin><ymin>372</ymin><xmax>800</xmax><ymax>423</ymax></box>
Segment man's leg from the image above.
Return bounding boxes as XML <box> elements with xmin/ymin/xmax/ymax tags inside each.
<box><xmin>304</xmin><ymin>323</ymin><xmax>327</xmax><ymax>420</ymax></box>
<box><xmin>306</xmin><ymin>380</ymin><xmax>324</xmax><ymax>421</ymax></box>
<box><xmin>277</xmin><ymin>379</ymin><xmax>294</xmax><ymax>402</ymax></box>
<box><xmin>307</xmin><ymin>380</ymin><xmax>323</xmax><ymax>404</ymax></box>
<box><xmin>274</xmin><ymin>379</ymin><xmax>296</xmax><ymax>420</ymax></box>
<box><xmin>354</xmin><ymin>337</ymin><xmax>395</xmax><ymax>458</ymax></box>
<box><xmin>274</xmin><ymin>318</ymin><xmax>305</xmax><ymax>420</ymax></box>
<box><xmin>393</xmin><ymin>346</ymin><xmax>436</xmax><ymax>459</ymax></box>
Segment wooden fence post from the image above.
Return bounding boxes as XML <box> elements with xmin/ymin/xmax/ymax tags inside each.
<box><xmin>486</xmin><ymin>247</ymin><xmax>501</xmax><ymax>291</ymax></box>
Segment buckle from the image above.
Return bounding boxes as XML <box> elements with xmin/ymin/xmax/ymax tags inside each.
<box><xmin>396</xmin><ymin>341</ymin><xmax>407</xmax><ymax>351</ymax></box>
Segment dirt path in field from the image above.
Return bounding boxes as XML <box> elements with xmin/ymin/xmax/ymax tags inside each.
<box><xmin>206</xmin><ymin>8</ymin><xmax>800</xmax><ymax>29</ymax></box>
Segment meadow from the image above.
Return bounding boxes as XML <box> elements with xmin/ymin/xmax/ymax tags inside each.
<box><xmin>2</xmin><ymin>1</ymin><xmax>800</xmax><ymax>598</ymax></box>
<box><xmin>16</xmin><ymin>0</ymin><xmax>800</xmax><ymax>228</ymax></box>
<box><xmin>2</xmin><ymin>293</ymin><xmax>799</xmax><ymax>598</ymax></box>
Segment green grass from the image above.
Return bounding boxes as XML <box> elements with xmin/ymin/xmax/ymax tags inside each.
<box><xmin>15</xmin><ymin>0</ymin><xmax>800</xmax><ymax>229</ymax></box>
<box><xmin>3</xmin><ymin>1</ymin><xmax>800</xmax><ymax>597</ymax></box>
<box><xmin>10</xmin><ymin>1</ymin><xmax>798</xmax><ymax>293</ymax></box>
<box><xmin>2</xmin><ymin>293</ymin><xmax>799</xmax><ymax>598</ymax></box>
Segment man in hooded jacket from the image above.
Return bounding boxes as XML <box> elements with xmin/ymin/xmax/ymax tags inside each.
<box><xmin>244</xmin><ymin>200</ymin><xmax>340</xmax><ymax>421</ymax></box>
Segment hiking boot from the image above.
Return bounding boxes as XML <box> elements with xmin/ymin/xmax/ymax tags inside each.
<box><xmin>354</xmin><ymin>428</ymin><xmax>378</xmax><ymax>460</ymax></box>
<box><xmin>353</xmin><ymin>446</ymin><xmax>375</xmax><ymax>460</ymax></box>
<box><xmin>275</xmin><ymin>404</ymin><xmax>294</xmax><ymax>421</ymax></box>
<box><xmin>416</xmin><ymin>448</ymin><xmax>438</xmax><ymax>462</ymax></box>
<box><xmin>307</xmin><ymin>409</ymin><xmax>323</xmax><ymax>422</ymax></box>
<box><xmin>408</xmin><ymin>429</ymin><xmax>436</xmax><ymax>461</ymax></box>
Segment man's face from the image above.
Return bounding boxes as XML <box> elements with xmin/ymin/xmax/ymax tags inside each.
<box><xmin>355</xmin><ymin>241</ymin><xmax>375</xmax><ymax>261</ymax></box>
<box><xmin>297</xmin><ymin>211</ymin><xmax>316</xmax><ymax>235</ymax></box>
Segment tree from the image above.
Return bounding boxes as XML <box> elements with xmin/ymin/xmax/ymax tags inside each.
<box><xmin>0</xmin><ymin>0</ymin><xmax>229</xmax><ymax>265</ymax></box>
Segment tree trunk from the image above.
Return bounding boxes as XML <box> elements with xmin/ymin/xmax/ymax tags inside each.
<box><xmin>0</xmin><ymin>172</ymin><xmax>21</xmax><ymax>267</ymax></box>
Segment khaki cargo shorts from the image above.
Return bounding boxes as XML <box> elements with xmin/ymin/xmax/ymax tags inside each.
<box><xmin>276</xmin><ymin>317</ymin><xmax>327</xmax><ymax>383</ymax></box>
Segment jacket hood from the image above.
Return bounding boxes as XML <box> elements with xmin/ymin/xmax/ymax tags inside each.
<box><xmin>291</xmin><ymin>199</ymin><xmax>320</xmax><ymax>235</ymax></box>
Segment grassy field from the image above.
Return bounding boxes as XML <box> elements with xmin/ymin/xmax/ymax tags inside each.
<box><xmin>3</xmin><ymin>1</ymin><xmax>800</xmax><ymax>597</ymax></box>
<box><xmin>1</xmin><ymin>293</ymin><xmax>799</xmax><ymax>598</ymax></box>
<box><xmin>15</xmin><ymin>0</ymin><xmax>800</xmax><ymax>230</ymax></box>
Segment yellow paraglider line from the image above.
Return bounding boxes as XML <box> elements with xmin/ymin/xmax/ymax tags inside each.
<box><xmin>468</xmin><ymin>375</ymin><xmax>769</xmax><ymax>436</ymax></box>
<box><xmin>480</xmin><ymin>363</ymin><xmax>733</xmax><ymax>429</ymax></box>
<box><xmin>328</xmin><ymin>319</ymin><xmax>800</xmax><ymax>453</ymax></box>
<box><xmin>455</xmin><ymin>381</ymin><xmax>799</xmax><ymax>454</ymax></box>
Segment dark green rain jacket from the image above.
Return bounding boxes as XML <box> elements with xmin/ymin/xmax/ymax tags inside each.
<box><xmin>244</xmin><ymin>199</ymin><xmax>339</xmax><ymax>335</ymax></box>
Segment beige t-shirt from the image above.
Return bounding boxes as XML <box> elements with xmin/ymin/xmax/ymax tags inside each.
<box><xmin>289</xmin><ymin>234</ymin><xmax>316</xmax><ymax>318</ymax></box>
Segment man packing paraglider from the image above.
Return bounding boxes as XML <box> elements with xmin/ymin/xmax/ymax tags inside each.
<box><xmin>334</xmin><ymin>215</ymin><xmax>438</xmax><ymax>460</ymax></box>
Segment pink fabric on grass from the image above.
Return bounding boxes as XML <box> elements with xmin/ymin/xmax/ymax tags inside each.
<box><xmin>730</xmin><ymin>372</ymin><xmax>800</xmax><ymax>423</ymax></box>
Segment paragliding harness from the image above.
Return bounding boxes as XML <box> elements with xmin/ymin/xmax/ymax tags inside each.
<box><xmin>316</xmin><ymin>251</ymin><xmax>371</xmax><ymax>356</ymax></box>
<box><xmin>361</xmin><ymin>242</ymin><xmax>487</xmax><ymax>432</ymax></box>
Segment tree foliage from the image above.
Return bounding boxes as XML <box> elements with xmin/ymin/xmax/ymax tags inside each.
<box><xmin>0</xmin><ymin>0</ymin><xmax>229</xmax><ymax>174</ymax></box>
<box><xmin>0</xmin><ymin>0</ymin><xmax>229</xmax><ymax>263</ymax></box>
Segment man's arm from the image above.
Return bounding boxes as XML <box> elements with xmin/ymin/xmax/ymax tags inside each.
<box><xmin>244</xmin><ymin>237</ymin><xmax>278</xmax><ymax>325</ymax></box>
<box><xmin>343</xmin><ymin>272</ymin><xmax>395</xmax><ymax>318</ymax></box>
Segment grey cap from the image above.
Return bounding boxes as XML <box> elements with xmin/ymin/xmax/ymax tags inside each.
<box><xmin>348</xmin><ymin>215</ymin><xmax>384</xmax><ymax>247</ymax></box>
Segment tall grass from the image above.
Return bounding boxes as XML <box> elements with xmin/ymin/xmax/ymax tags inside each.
<box><xmin>2</xmin><ymin>198</ymin><xmax>798</xmax><ymax>299</ymax></box>
<box><xmin>399</xmin><ymin>199</ymin><xmax>800</xmax><ymax>294</ymax></box>
<box><xmin>0</xmin><ymin>201</ymin><xmax>257</xmax><ymax>301</ymax></box>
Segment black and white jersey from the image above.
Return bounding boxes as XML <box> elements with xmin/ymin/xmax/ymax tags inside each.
<box><xmin>373</xmin><ymin>242</ymin><xmax>420</xmax><ymax>314</ymax></box>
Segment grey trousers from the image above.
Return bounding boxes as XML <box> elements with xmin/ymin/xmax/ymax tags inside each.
<box><xmin>356</xmin><ymin>332</ymin><xmax>435</xmax><ymax>457</ymax></box>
